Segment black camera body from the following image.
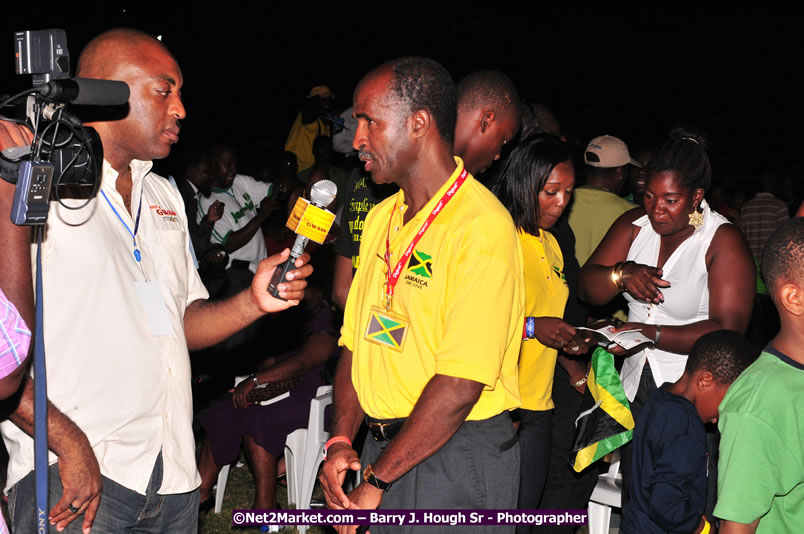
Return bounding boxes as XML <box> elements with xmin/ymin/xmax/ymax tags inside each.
<box><xmin>1</xmin><ymin>29</ymin><xmax>114</xmax><ymax>224</ymax></box>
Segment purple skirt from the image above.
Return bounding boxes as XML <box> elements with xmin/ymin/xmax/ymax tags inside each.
<box><xmin>200</xmin><ymin>364</ymin><xmax>327</xmax><ymax>464</ymax></box>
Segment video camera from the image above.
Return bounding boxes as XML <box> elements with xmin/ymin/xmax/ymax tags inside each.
<box><xmin>0</xmin><ymin>29</ymin><xmax>130</xmax><ymax>225</ymax></box>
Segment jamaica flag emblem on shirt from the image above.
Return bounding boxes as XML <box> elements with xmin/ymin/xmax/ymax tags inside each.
<box><xmin>365</xmin><ymin>308</ymin><xmax>409</xmax><ymax>351</ymax></box>
<box><xmin>552</xmin><ymin>265</ymin><xmax>567</xmax><ymax>282</ymax></box>
<box><xmin>407</xmin><ymin>249</ymin><xmax>433</xmax><ymax>278</ymax></box>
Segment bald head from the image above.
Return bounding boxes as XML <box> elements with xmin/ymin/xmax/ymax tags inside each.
<box><xmin>77</xmin><ymin>28</ymin><xmax>186</xmax><ymax>170</ymax></box>
<box><xmin>77</xmin><ymin>28</ymin><xmax>173</xmax><ymax>80</ymax></box>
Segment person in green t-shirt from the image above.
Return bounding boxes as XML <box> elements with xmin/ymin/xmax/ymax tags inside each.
<box><xmin>715</xmin><ymin>218</ymin><xmax>804</xmax><ymax>534</ymax></box>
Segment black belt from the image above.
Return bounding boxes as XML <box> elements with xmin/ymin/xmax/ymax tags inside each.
<box><xmin>365</xmin><ymin>416</ymin><xmax>406</xmax><ymax>442</ymax></box>
<box><xmin>365</xmin><ymin>413</ymin><xmax>518</xmax><ymax>451</ymax></box>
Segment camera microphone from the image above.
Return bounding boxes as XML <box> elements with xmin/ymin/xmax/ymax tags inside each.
<box><xmin>36</xmin><ymin>78</ymin><xmax>130</xmax><ymax>106</ymax></box>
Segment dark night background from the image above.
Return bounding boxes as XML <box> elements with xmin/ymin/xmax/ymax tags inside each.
<box><xmin>1</xmin><ymin>6</ymin><xmax>802</xmax><ymax>191</ymax></box>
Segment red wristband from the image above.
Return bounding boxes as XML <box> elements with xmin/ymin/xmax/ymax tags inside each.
<box><xmin>323</xmin><ymin>436</ymin><xmax>352</xmax><ymax>460</ymax></box>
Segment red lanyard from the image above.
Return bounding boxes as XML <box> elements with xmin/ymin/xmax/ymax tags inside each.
<box><xmin>382</xmin><ymin>168</ymin><xmax>468</xmax><ymax>309</ymax></box>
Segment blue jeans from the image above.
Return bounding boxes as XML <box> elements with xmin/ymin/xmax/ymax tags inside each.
<box><xmin>9</xmin><ymin>451</ymin><xmax>199</xmax><ymax>533</ymax></box>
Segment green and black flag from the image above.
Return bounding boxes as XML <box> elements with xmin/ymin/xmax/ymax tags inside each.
<box><xmin>407</xmin><ymin>249</ymin><xmax>433</xmax><ymax>278</ymax></box>
<box><xmin>569</xmin><ymin>347</ymin><xmax>634</xmax><ymax>472</ymax></box>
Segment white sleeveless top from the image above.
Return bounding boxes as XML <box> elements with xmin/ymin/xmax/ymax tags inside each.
<box><xmin>621</xmin><ymin>200</ymin><xmax>728</xmax><ymax>400</ymax></box>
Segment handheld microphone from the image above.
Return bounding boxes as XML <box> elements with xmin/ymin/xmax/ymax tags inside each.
<box><xmin>36</xmin><ymin>78</ymin><xmax>130</xmax><ymax>106</ymax></box>
<box><xmin>268</xmin><ymin>179</ymin><xmax>337</xmax><ymax>300</ymax></box>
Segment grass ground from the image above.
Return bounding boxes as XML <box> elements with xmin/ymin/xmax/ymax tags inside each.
<box><xmin>197</xmin><ymin>461</ymin><xmax>600</xmax><ymax>534</ymax></box>
<box><xmin>198</xmin><ymin>458</ymin><xmax>332</xmax><ymax>534</ymax></box>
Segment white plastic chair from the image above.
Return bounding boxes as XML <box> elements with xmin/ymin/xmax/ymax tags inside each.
<box><xmin>284</xmin><ymin>385</ymin><xmax>333</xmax><ymax>534</ymax></box>
<box><xmin>587</xmin><ymin>449</ymin><xmax>623</xmax><ymax>534</ymax></box>
<box><xmin>213</xmin><ymin>463</ymin><xmax>232</xmax><ymax>514</ymax></box>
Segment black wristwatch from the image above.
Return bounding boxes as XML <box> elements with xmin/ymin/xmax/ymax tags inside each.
<box><xmin>363</xmin><ymin>463</ymin><xmax>392</xmax><ymax>491</ymax></box>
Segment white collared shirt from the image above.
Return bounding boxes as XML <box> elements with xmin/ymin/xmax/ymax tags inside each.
<box><xmin>621</xmin><ymin>200</ymin><xmax>728</xmax><ymax>401</ymax></box>
<box><xmin>1</xmin><ymin>159</ymin><xmax>208</xmax><ymax>495</ymax></box>
<box><xmin>199</xmin><ymin>174</ymin><xmax>270</xmax><ymax>272</ymax></box>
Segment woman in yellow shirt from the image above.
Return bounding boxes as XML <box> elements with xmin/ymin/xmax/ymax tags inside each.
<box><xmin>494</xmin><ymin>133</ymin><xmax>592</xmax><ymax>520</ymax></box>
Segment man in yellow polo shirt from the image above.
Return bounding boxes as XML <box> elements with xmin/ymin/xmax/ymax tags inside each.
<box><xmin>320</xmin><ymin>57</ymin><xmax>525</xmax><ymax>532</ymax></box>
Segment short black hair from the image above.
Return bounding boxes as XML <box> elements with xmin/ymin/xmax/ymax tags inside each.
<box><xmin>648</xmin><ymin>126</ymin><xmax>712</xmax><ymax>193</ymax></box>
<box><xmin>388</xmin><ymin>57</ymin><xmax>457</xmax><ymax>145</ymax></box>
<box><xmin>686</xmin><ymin>330</ymin><xmax>759</xmax><ymax>385</ymax></box>
<box><xmin>492</xmin><ymin>133</ymin><xmax>572</xmax><ymax>236</ymax></box>
<box><xmin>761</xmin><ymin>217</ymin><xmax>804</xmax><ymax>297</ymax></box>
<box><xmin>457</xmin><ymin>70</ymin><xmax>521</xmax><ymax>123</ymax></box>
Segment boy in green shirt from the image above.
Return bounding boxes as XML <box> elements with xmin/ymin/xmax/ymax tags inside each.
<box><xmin>715</xmin><ymin>218</ymin><xmax>804</xmax><ymax>533</ymax></box>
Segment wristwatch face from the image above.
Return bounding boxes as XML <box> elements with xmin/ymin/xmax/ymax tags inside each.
<box><xmin>363</xmin><ymin>464</ymin><xmax>377</xmax><ymax>484</ymax></box>
<box><xmin>362</xmin><ymin>464</ymin><xmax>391</xmax><ymax>490</ymax></box>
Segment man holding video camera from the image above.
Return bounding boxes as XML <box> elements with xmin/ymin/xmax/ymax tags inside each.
<box><xmin>0</xmin><ymin>28</ymin><xmax>313</xmax><ymax>533</ymax></box>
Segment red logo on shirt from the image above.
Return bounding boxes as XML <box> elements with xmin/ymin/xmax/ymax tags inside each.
<box><xmin>150</xmin><ymin>204</ymin><xmax>178</xmax><ymax>222</ymax></box>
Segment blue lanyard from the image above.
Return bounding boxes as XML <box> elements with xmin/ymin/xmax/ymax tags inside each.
<box><xmin>34</xmin><ymin>228</ymin><xmax>48</xmax><ymax>530</ymax></box>
<box><xmin>101</xmin><ymin>186</ymin><xmax>144</xmax><ymax>265</ymax></box>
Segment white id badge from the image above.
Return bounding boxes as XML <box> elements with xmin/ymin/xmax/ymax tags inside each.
<box><xmin>134</xmin><ymin>280</ymin><xmax>175</xmax><ymax>336</ymax></box>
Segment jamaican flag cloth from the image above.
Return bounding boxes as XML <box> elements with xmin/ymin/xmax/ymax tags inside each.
<box><xmin>569</xmin><ymin>347</ymin><xmax>634</xmax><ymax>472</ymax></box>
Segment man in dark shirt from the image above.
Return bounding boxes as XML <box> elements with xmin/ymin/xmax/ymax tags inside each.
<box><xmin>175</xmin><ymin>148</ymin><xmax>223</xmax><ymax>256</ymax></box>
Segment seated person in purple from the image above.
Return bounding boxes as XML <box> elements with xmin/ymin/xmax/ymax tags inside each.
<box><xmin>622</xmin><ymin>330</ymin><xmax>757</xmax><ymax>534</ymax></box>
<box><xmin>197</xmin><ymin>277</ymin><xmax>338</xmax><ymax>510</ymax></box>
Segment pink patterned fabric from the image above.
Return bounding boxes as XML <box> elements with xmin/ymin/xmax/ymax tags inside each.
<box><xmin>0</xmin><ymin>288</ymin><xmax>30</xmax><ymax>380</ymax></box>
<box><xmin>0</xmin><ymin>289</ymin><xmax>29</xmax><ymax>531</ymax></box>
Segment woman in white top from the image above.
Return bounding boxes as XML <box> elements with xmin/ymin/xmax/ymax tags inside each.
<box><xmin>578</xmin><ymin>127</ymin><xmax>754</xmax><ymax>413</ymax></box>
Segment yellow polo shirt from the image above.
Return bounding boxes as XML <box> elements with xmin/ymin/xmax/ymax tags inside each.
<box><xmin>519</xmin><ymin>229</ymin><xmax>568</xmax><ymax>411</ymax></box>
<box><xmin>339</xmin><ymin>158</ymin><xmax>524</xmax><ymax>420</ymax></box>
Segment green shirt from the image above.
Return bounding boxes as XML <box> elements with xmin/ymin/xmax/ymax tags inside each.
<box><xmin>567</xmin><ymin>187</ymin><xmax>635</xmax><ymax>266</ymax></box>
<box><xmin>715</xmin><ymin>347</ymin><xmax>804</xmax><ymax>533</ymax></box>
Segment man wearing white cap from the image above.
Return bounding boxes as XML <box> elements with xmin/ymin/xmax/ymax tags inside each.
<box><xmin>568</xmin><ymin>134</ymin><xmax>641</xmax><ymax>266</ymax></box>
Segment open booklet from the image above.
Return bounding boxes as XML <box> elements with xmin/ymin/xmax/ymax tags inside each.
<box><xmin>232</xmin><ymin>375</ymin><xmax>302</xmax><ymax>406</ymax></box>
<box><xmin>576</xmin><ymin>320</ymin><xmax>653</xmax><ymax>352</ymax></box>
